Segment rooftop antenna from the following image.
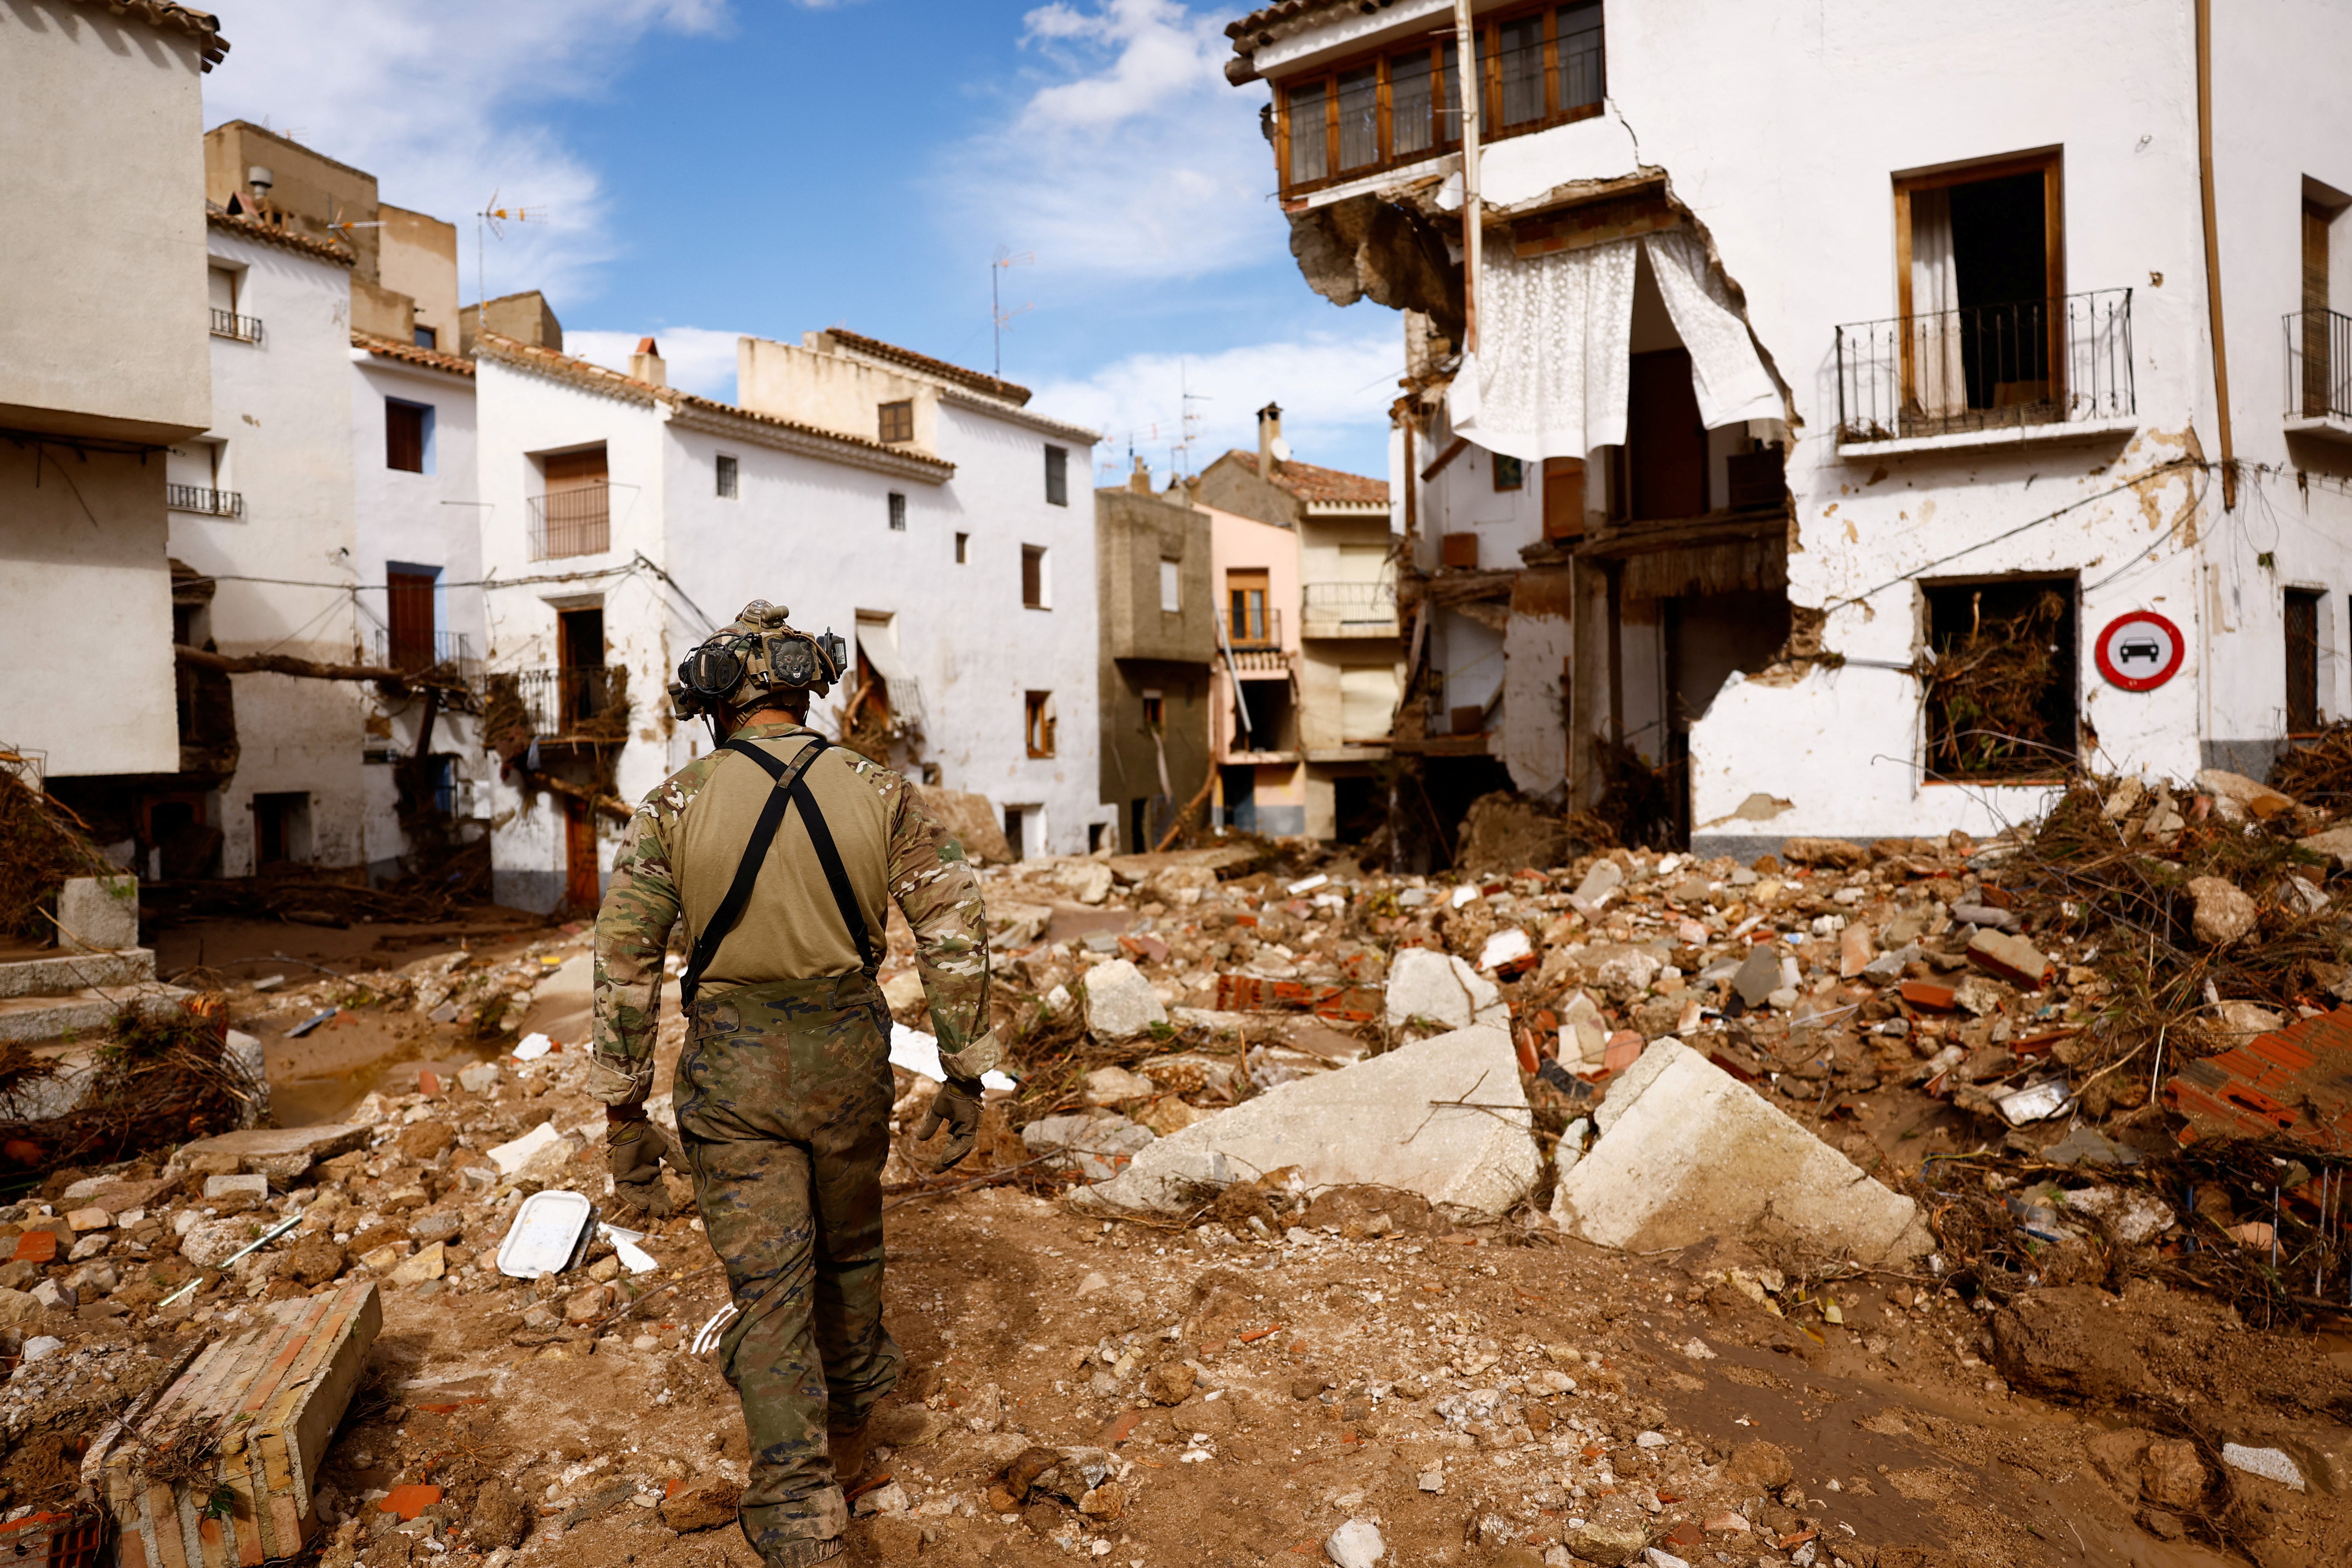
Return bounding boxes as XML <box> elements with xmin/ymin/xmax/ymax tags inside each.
<box><xmin>991</xmin><ymin>246</ymin><xmax>1034</xmax><ymax>378</ymax></box>
<box><xmin>1178</xmin><ymin>360</ymin><xmax>1211</xmax><ymax>481</ymax></box>
<box><xmin>327</xmin><ymin>201</ymin><xmax>383</xmax><ymax>245</ymax></box>
<box><xmin>474</xmin><ymin>190</ymin><xmax>546</xmax><ymax>322</ymax></box>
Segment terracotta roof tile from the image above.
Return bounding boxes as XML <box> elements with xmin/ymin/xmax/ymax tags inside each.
<box><xmin>352</xmin><ymin>331</ymin><xmax>476</xmax><ymax>378</ymax></box>
<box><xmin>71</xmin><ymin>0</ymin><xmax>228</xmax><ymax>68</ymax></box>
<box><xmin>820</xmin><ymin>328</ymin><xmax>1033</xmax><ymax>407</ymax></box>
<box><xmin>1220</xmin><ymin>449</ymin><xmax>1389</xmax><ymax>507</ymax></box>
<box><xmin>1224</xmin><ymin>0</ymin><xmax>1351</xmax><ymax>48</ymax></box>
<box><xmin>475</xmin><ymin>332</ymin><xmax>953</xmax><ymax>475</ymax></box>
<box><xmin>206</xmin><ymin>204</ymin><xmax>353</xmax><ymax>266</ymax></box>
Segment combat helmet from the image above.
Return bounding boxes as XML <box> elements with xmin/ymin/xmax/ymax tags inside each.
<box><xmin>669</xmin><ymin>600</ymin><xmax>848</xmax><ymax>721</ymax></box>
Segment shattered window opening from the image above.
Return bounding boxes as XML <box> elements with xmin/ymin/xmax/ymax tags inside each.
<box><xmin>1921</xmin><ymin>578</ymin><xmax>2078</xmax><ymax>783</ymax></box>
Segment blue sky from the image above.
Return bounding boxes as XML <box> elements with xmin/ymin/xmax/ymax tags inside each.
<box><xmin>201</xmin><ymin>0</ymin><xmax>1401</xmax><ymax>485</ymax></box>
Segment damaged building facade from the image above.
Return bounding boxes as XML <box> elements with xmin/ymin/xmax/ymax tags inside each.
<box><xmin>476</xmin><ymin>328</ymin><xmax>1106</xmax><ymax>909</ymax></box>
<box><xmin>1229</xmin><ymin>0</ymin><xmax>2352</xmax><ymax>853</ymax></box>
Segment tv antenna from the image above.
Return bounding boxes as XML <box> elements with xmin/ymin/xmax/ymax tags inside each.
<box><xmin>990</xmin><ymin>247</ymin><xmax>1033</xmax><ymax>377</ymax></box>
<box><xmin>474</xmin><ymin>191</ymin><xmax>546</xmax><ymax>323</ymax></box>
<box><xmin>327</xmin><ymin>201</ymin><xmax>383</xmax><ymax>246</ymax></box>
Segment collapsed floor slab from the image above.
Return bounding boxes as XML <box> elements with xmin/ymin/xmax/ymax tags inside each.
<box><xmin>1552</xmin><ymin>1041</ymin><xmax>1932</xmax><ymax>1265</ymax></box>
<box><xmin>1069</xmin><ymin>1025</ymin><xmax>1539</xmax><ymax>1221</ymax></box>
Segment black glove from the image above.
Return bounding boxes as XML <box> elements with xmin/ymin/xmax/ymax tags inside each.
<box><xmin>913</xmin><ymin>1078</ymin><xmax>985</xmax><ymax>1171</ymax></box>
<box><xmin>607</xmin><ymin>1109</ymin><xmax>677</xmax><ymax>1218</ymax></box>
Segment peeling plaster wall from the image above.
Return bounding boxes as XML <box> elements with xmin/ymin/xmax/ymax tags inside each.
<box><xmin>181</xmin><ymin>230</ymin><xmax>366</xmax><ymax>876</ymax></box>
<box><xmin>476</xmin><ymin>360</ymin><xmax>672</xmax><ymax>912</ymax></box>
<box><xmin>1270</xmin><ymin>0</ymin><xmax>2352</xmax><ymax>844</ymax></box>
<box><xmin>351</xmin><ymin>355</ymin><xmax>486</xmax><ymax>873</ymax></box>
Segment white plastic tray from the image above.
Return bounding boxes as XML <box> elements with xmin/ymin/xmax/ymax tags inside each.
<box><xmin>496</xmin><ymin>1189</ymin><xmax>593</xmax><ymax>1279</ymax></box>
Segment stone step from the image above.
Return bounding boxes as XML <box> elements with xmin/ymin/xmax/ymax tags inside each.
<box><xmin>0</xmin><ymin>947</ymin><xmax>158</xmax><ymax>1000</ymax></box>
<box><xmin>0</xmin><ymin>980</ymin><xmax>192</xmax><ymax>1047</ymax></box>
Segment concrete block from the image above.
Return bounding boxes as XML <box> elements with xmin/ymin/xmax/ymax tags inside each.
<box><xmin>1968</xmin><ymin>929</ymin><xmax>2052</xmax><ymax>988</ymax></box>
<box><xmin>56</xmin><ymin>875</ymin><xmax>137</xmax><ymax>953</ymax></box>
<box><xmin>1071</xmin><ymin>1025</ymin><xmax>1539</xmax><ymax>1221</ymax></box>
<box><xmin>90</xmin><ymin>1281</ymin><xmax>381</xmax><ymax>1565</ymax></box>
<box><xmin>204</xmin><ymin>1173</ymin><xmax>270</xmax><ymax>1203</ymax></box>
<box><xmin>1083</xmin><ymin>959</ymin><xmax>1166</xmax><ymax>1039</ymax></box>
<box><xmin>1552</xmin><ymin>1040</ymin><xmax>1931</xmax><ymax>1265</ymax></box>
<box><xmin>175</xmin><ymin>1123</ymin><xmax>369</xmax><ymax>1184</ymax></box>
<box><xmin>1384</xmin><ymin>948</ymin><xmax>1508</xmax><ymax>1032</ymax></box>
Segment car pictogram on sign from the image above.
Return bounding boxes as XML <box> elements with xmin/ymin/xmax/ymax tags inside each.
<box><xmin>2095</xmin><ymin>611</ymin><xmax>2185</xmax><ymax>691</ymax></box>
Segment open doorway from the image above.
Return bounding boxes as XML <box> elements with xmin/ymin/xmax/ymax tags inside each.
<box><xmin>251</xmin><ymin>792</ymin><xmax>310</xmax><ymax>869</ymax></box>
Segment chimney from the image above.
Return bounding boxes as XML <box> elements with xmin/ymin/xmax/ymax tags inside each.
<box><xmin>1257</xmin><ymin>402</ymin><xmax>1284</xmax><ymax>473</ymax></box>
<box><xmin>1129</xmin><ymin>454</ymin><xmax>1152</xmax><ymax>494</ymax></box>
<box><xmin>630</xmin><ymin>337</ymin><xmax>666</xmax><ymax>387</ymax></box>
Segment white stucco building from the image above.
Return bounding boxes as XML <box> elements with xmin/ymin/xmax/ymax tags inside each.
<box><xmin>1227</xmin><ymin>0</ymin><xmax>2352</xmax><ymax>855</ymax></box>
<box><xmin>350</xmin><ymin>329</ymin><xmax>488</xmax><ymax>876</ymax></box>
<box><xmin>171</xmin><ymin>207</ymin><xmax>369</xmax><ymax>876</ymax></box>
<box><xmin>0</xmin><ymin>0</ymin><xmax>224</xmax><ymax>812</ymax></box>
<box><xmin>474</xmin><ymin>329</ymin><xmax>1105</xmax><ymax>912</ymax></box>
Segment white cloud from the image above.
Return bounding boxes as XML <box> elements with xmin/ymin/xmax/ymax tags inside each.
<box><xmin>937</xmin><ymin>0</ymin><xmax>1280</xmax><ymax>283</ymax></box>
<box><xmin>200</xmin><ymin>0</ymin><xmax>728</xmax><ymax>307</ymax></box>
<box><xmin>566</xmin><ymin>327</ymin><xmax>745</xmax><ymax>401</ymax></box>
<box><xmin>1028</xmin><ymin>330</ymin><xmax>1402</xmax><ymax>487</ymax></box>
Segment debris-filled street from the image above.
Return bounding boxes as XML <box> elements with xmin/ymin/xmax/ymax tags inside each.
<box><xmin>5</xmin><ymin>760</ymin><xmax>2350</xmax><ymax>1568</ymax></box>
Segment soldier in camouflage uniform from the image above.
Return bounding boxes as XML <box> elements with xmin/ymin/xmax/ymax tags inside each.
<box><xmin>590</xmin><ymin>601</ymin><xmax>996</xmax><ymax>1568</ymax></box>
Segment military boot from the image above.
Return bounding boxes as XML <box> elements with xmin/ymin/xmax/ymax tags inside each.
<box><xmin>763</xmin><ymin>1539</ymin><xmax>842</xmax><ymax>1567</ymax></box>
<box><xmin>827</xmin><ymin>1418</ymin><xmax>874</xmax><ymax>1488</ymax></box>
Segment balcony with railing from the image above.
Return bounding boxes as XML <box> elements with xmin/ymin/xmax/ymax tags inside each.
<box><xmin>168</xmin><ymin>484</ymin><xmax>243</xmax><ymax>519</ymax></box>
<box><xmin>496</xmin><ymin>665</ymin><xmax>629</xmax><ymax>741</ymax></box>
<box><xmin>2286</xmin><ymin>308</ymin><xmax>2352</xmax><ymax>429</ymax></box>
<box><xmin>1835</xmin><ymin>289</ymin><xmax>2135</xmax><ymax>448</ymax></box>
<box><xmin>373</xmin><ymin>628</ymin><xmax>476</xmax><ymax>677</ymax></box>
<box><xmin>529</xmin><ymin>483</ymin><xmax>612</xmax><ymax>560</ymax></box>
<box><xmin>1300</xmin><ymin>582</ymin><xmax>1399</xmax><ymax>639</ymax></box>
<box><xmin>210</xmin><ymin>308</ymin><xmax>263</xmax><ymax>344</ymax></box>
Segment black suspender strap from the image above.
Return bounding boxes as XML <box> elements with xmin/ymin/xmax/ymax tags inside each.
<box><xmin>677</xmin><ymin>736</ymin><xmax>827</xmax><ymax>1013</ymax></box>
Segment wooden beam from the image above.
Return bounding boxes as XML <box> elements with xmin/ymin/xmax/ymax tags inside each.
<box><xmin>1419</xmin><ymin>434</ymin><xmax>1471</xmax><ymax>482</ymax></box>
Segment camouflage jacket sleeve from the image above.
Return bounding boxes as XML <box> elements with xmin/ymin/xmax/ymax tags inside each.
<box><xmin>590</xmin><ymin>792</ymin><xmax>683</xmax><ymax>1108</ymax></box>
<box><xmin>886</xmin><ymin>783</ymin><xmax>996</xmax><ymax>1080</ymax></box>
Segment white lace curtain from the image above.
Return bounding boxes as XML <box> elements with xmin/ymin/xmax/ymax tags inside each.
<box><xmin>1450</xmin><ymin>229</ymin><xmax>1781</xmax><ymax>463</ymax></box>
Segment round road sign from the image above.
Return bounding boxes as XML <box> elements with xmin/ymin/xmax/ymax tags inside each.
<box><xmin>2095</xmin><ymin>610</ymin><xmax>2184</xmax><ymax>691</ymax></box>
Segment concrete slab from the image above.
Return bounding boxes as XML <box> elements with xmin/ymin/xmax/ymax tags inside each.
<box><xmin>175</xmin><ymin>1123</ymin><xmax>371</xmax><ymax>1183</ymax></box>
<box><xmin>1384</xmin><ymin>948</ymin><xmax>1509</xmax><ymax>1033</ymax></box>
<box><xmin>0</xmin><ymin>947</ymin><xmax>155</xmax><ymax>998</ymax></box>
<box><xmin>0</xmin><ymin>982</ymin><xmax>192</xmax><ymax>1046</ymax></box>
<box><xmin>1553</xmin><ymin>1041</ymin><xmax>1932</xmax><ymax>1264</ymax></box>
<box><xmin>56</xmin><ymin>875</ymin><xmax>137</xmax><ymax>953</ymax></box>
<box><xmin>1070</xmin><ymin>1024</ymin><xmax>1539</xmax><ymax>1221</ymax></box>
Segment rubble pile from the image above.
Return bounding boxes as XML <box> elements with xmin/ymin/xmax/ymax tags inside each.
<box><xmin>0</xmin><ymin>774</ymin><xmax>2345</xmax><ymax>1564</ymax></box>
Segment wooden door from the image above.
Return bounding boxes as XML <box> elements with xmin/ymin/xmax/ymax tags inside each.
<box><xmin>564</xmin><ymin>799</ymin><xmax>600</xmax><ymax>910</ymax></box>
<box><xmin>1626</xmin><ymin>349</ymin><xmax>1706</xmax><ymax>522</ymax></box>
<box><xmin>2286</xmin><ymin>589</ymin><xmax>2322</xmax><ymax>735</ymax></box>
<box><xmin>1541</xmin><ymin>457</ymin><xmax>1585</xmax><ymax>539</ymax></box>
<box><xmin>386</xmin><ymin>569</ymin><xmax>436</xmax><ymax>669</ymax></box>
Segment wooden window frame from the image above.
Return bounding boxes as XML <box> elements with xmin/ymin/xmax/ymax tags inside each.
<box><xmin>385</xmin><ymin>399</ymin><xmax>429</xmax><ymax>474</ymax></box>
<box><xmin>1025</xmin><ymin>690</ymin><xmax>1057</xmax><ymax>758</ymax></box>
<box><xmin>878</xmin><ymin>399</ymin><xmax>914</xmax><ymax>444</ymax></box>
<box><xmin>1892</xmin><ymin>149</ymin><xmax>2065</xmax><ymax>414</ymax></box>
<box><xmin>1274</xmin><ymin>0</ymin><xmax>1604</xmax><ymax>200</ymax></box>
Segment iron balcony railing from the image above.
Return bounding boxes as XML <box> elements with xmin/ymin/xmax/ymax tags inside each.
<box><xmin>167</xmin><ymin>484</ymin><xmax>243</xmax><ymax>518</ymax></box>
<box><xmin>210</xmin><ymin>308</ymin><xmax>263</xmax><ymax>344</ymax></box>
<box><xmin>372</xmin><ymin>628</ymin><xmax>475</xmax><ymax>676</ymax></box>
<box><xmin>1220</xmin><ymin>606</ymin><xmax>1282</xmax><ymax>650</ymax></box>
<box><xmin>528</xmin><ymin>483</ymin><xmax>611</xmax><ymax>560</ymax></box>
<box><xmin>510</xmin><ymin>666</ymin><xmax>627</xmax><ymax>736</ymax></box>
<box><xmin>1300</xmin><ymin>582</ymin><xmax>1399</xmax><ymax>638</ymax></box>
<box><xmin>1835</xmin><ymin>289</ymin><xmax>2135</xmax><ymax>443</ymax></box>
<box><xmin>2285</xmin><ymin>308</ymin><xmax>2352</xmax><ymax>421</ymax></box>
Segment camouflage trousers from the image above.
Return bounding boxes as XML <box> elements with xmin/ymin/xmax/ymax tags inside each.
<box><xmin>677</xmin><ymin>973</ymin><xmax>901</xmax><ymax>1565</ymax></box>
